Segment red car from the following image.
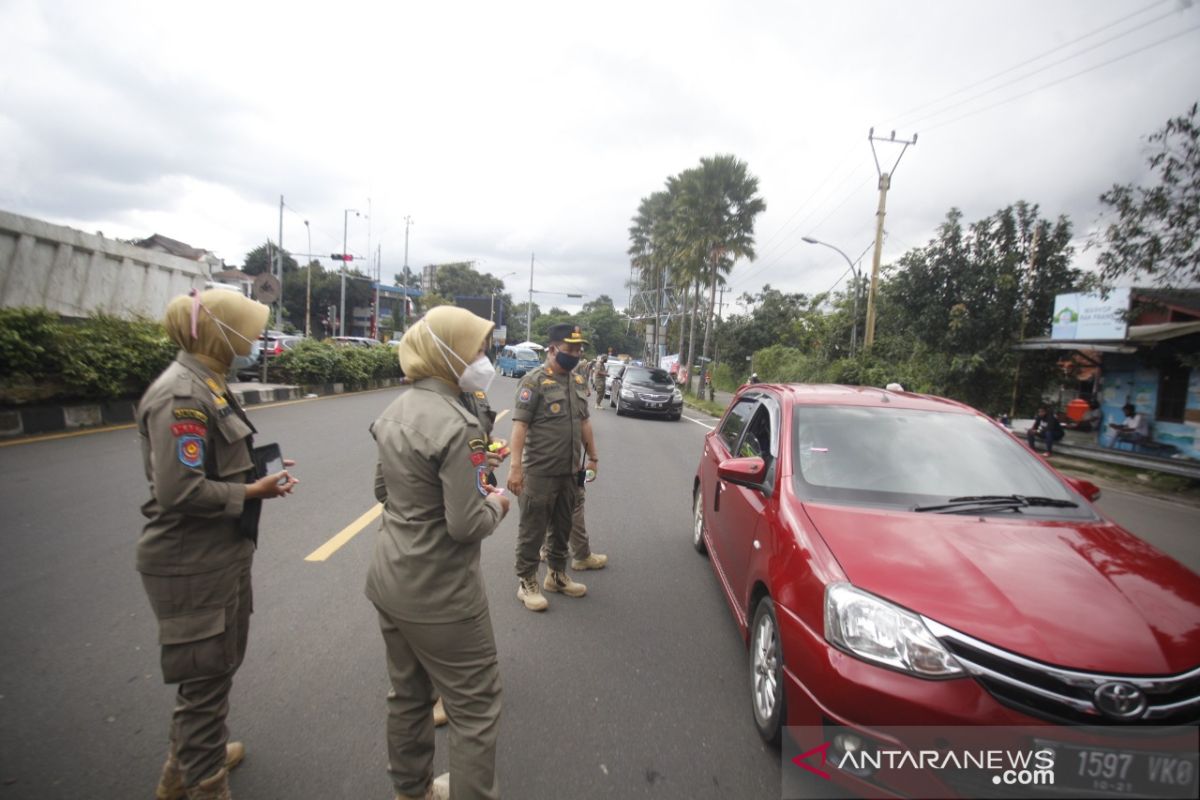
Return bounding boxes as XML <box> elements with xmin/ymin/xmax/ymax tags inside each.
<box><xmin>693</xmin><ymin>384</ymin><xmax>1200</xmax><ymax>797</ymax></box>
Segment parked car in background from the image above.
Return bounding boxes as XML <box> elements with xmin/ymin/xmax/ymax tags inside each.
<box><xmin>603</xmin><ymin>362</ymin><xmax>626</xmax><ymax>398</ymax></box>
<box><xmin>234</xmin><ymin>339</ymin><xmax>263</xmax><ymax>381</ymax></box>
<box><xmin>611</xmin><ymin>365</ymin><xmax>682</xmax><ymax>420</ymax></box>
<box><xmin>497</xmin><ymin>346</ymin><xmax>542</xmax><ymax>378</ymax></box>
<box><xmin>693</xmin><ymin>382</ymin><xmax>1200</xmax><ymax>797</ymax></box>
<box><xmin>331</xmin><ymin>336</ymin><xmax>383</xmax><ymax>347</ymax></box>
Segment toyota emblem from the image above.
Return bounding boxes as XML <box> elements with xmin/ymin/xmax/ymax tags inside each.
<box><xmin>1093</xmin><ymin>682</ymin><xmax>1147</xmax><ymax>720</ymax></box>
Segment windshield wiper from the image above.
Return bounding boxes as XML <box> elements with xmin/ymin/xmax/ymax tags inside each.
<box><xmin>913</xmin><ymin>494</ymin><xmax>1079</xmax><ymax>514</ymax></box>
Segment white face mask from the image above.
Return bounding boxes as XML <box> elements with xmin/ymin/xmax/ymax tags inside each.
<box><xmin>424</xmin><ymin>322</ymin><xmax>496</xmax><ymax>394</ymax></box>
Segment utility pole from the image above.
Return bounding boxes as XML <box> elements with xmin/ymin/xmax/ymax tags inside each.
<box><xmin>277</xmin><ymin>195</ymin><xmax>285</xmax><ymax>330</ymax></box>
<box><xmin>402</xmin><ymin>215</ymin><xmax>413</xmax><ymax>331</ymax></box>
<box><xmin>1009</xmin><ymin>225</ymin><xmax>1041</xmax><ymax>419</ymax></box>
<box><xmin>303</xmin><ymin>220</ymin><xmax>311</xmax><ymax>337</ymax></box>
<box><xmin>863</xmin><ymin>128</ymin><xmax>917</xmax><ymax>349</ymax></box>
<box><xmin>373</xmin><ymin>244</ymin><xmax>381</xmax><ymax>340</ymax></box>
<box><xmin>527</xmin><ymin>252</ymin><xmax>534</xmax><ymax>342</ymax></box>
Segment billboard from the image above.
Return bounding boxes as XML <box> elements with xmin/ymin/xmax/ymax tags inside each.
<box><xmin>1050</xmin><ymin>288</ymin><xmax>1130</xmax><ymax>341</ymax></box>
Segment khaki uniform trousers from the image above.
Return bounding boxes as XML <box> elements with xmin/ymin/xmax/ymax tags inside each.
<box><xmin>541</xmin><ymin>481</ymin><xmax>591</xmax><ymax>562</ymax></box>
<box><xmin>517</xmin><ymin>473</ymin><xmax>577</xmax><ymax>575</ymax></box>
<box><xmin>141</xmin><ymin>559</ymin><xmax>252</xmax><ymax>787</ymax></box>
<box><xmin>376</xmin><ymin>606</ymin><xmax>502</xmax><ymax>800</ymax></box>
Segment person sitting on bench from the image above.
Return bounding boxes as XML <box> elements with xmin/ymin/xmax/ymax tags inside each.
<box><xmin>1109</xmin><ymin>403</ymin><xmax>1150</xmax><ymax>446</ymax></box>
<box><xmin>1026</xmin><ymin>406</ymin><xmax>1064</xmax><ymax>456</ymax></box>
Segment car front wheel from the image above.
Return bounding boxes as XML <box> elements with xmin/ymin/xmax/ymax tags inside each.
<box><xmin>692</xmin><ymin>487</ymin><xmax>707</xmax><ymax>554</ymax></box>
<box><xmin>750</xmin><ymin>597</ymin><xmax>785</xmax><ymax>746</ymax></box>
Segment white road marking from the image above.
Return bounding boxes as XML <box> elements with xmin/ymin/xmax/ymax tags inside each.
<box><xmin>683</xmin><ymin>415</ymin><xmax>716</xmax><ymax>430</ymax></box>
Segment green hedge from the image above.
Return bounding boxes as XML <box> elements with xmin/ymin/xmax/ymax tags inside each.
<box><xmin>272</xmin><ymin>340</ymin><xmax>401</xmax><ymax>387</ymax></box>
<box><xmin>1</xmin><ymin>307</ymin><xmax>403</xmax><ymax>403</ymax></box>
<box><xmin>1</xmin><ymin>308</ymin><xmax>176</xmax><ymax>403</ymax></box>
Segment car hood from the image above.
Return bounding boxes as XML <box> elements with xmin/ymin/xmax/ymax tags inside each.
<box><xmin>627</xmin><ymin>381</ymin><xmax>674</xmax><ymax>391</ymax></box>
<box><xmin>804</xmin><ymin>503</ymin><xmax>1200</xmax><ymax>674</ymax></box>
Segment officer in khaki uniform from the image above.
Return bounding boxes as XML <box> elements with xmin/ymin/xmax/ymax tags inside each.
<box><xmin>138</xmin><ymin>290</ymin><xmax>298</xmax><ymax>800</ymax></box>
<box><xmin>367</xmin><ymin>306</ymin><xmax>511</xmax><ymax>800</ymax></box>
<box><xmin>507</xmin><ymin>324</ymin><xmax>600</xmax><ymax>611</ymax></box>
<box><xmin>591</xmin><ymin>354</ymin><xmax>609</xmax><ymax>409</ymax></box>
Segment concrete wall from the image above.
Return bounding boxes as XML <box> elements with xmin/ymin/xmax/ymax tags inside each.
<box><xmin>0</xmin><ymin>209</ymin><xmax>208</xmax><ymax>320</ymax></box>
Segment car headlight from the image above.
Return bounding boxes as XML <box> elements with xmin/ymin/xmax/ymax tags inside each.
<box><xmin>620</xmin><ymin>388</ymin><xmax>635</xmax><ymax>398</ymax></box>
<box><xmin>824</xmin><ymin>583</ymin><xmax>963</xmax><ymax>678</ymax></box>
<box><xmin>672</xmin><ymin>389</ymin><xmax>682</xmax><ymax>402</ymax></box>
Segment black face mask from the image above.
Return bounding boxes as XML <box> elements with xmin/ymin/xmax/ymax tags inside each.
<box><xmin>554</xmin><ymin>350</ymin><xmax>580</xmax><ymax>372</ymax></box>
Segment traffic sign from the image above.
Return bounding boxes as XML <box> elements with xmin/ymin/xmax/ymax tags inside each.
<box><xmin>254</xmin><ymin>273</ymin><xmax>281</xmax><ymax>304</ymax></box>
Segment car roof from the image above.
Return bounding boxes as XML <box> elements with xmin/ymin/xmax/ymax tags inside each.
<box><xmin>743</xmin><ymin>383</ymin><xmax>975</xmax><ymax>415</ymax></box>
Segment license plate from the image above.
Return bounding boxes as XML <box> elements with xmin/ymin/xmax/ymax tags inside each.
<box><xmin>647</xmin><ymin>401</ymin><xmax>663</xmax><ymax>408</ymax></box>
<box><xmin>1036</xmin><ymin>739</ymin><xmax>1199</xmax><ymax>798</ymax></box>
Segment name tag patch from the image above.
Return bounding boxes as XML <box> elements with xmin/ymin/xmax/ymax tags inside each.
<box><xmin>173</xmin><ymin>408</ymin><xmax>208</xmax><ymax>423</ymax></box>
<box><xmin>171</xmin><ymin>422</ymin><xmax>207</xmax><ymax>438</ymax></box>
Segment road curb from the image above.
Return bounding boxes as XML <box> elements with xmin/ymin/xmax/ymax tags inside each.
<box><xmin>0</xmin><ymin>378</ymin><xmax>405</xmax><ymax>440</ymax></box>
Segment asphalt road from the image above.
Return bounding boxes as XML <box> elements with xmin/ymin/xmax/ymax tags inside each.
<box><xmin>0</xmin><ymin>376</ymin><xmax>1197</xmax><ymax>800</ymax></box>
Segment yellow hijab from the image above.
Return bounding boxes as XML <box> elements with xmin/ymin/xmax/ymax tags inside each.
<box><xmin>398</xmin><ymin>306</ymin><xmax>493</xmax><ymax>387</ymax></box>
<box><xmin>163</xmin><ymin>289</ymin><xmax>269</xmax><ymax>382</ymax></box>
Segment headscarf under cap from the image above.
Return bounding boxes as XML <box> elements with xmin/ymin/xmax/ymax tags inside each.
<box><xmin>398</xmin><ymin>306</ymin><xmax>493</xmax><ymax>387</ymax></box>
<box><xmin>163</xmin><ymin>289</ymin><xmax>269</xmax><ymax>380</ymax></box>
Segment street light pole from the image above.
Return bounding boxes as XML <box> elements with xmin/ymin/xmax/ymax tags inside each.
<box><xmin>802</xmin><ymin>236</ymin><xmax>865</xmax><ymax>357</ymax></box>
<box><xmin>401</xmin><ymin>215</ymin><xmax>413</xmax><ymax>331</ymax></box>
<box><xmin>303</xmin><ymin>220</ymin><xmax>312</xmax><ymax>338</ymax></box>
<box><xmin>528</xmin><ymin>252</ymin><xmax>534</xmax><ymax>342</ymax></box>
<box><xmin>340</xmin><ymin>208</ymin><xmax>360</xmax><ymax>338</ymax></box>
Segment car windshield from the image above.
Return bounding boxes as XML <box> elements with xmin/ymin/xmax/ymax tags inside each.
<box><xmin>623</xmin><ymin>367</ymin><xmax>670</xmax><ymax>385</ymax></box>
<box><xmin>791</xmin><ymin>406</ymin><xmax>1091</xmax><ymax>517</ymax></box>
<box><xmin>515</xmin><ymin>349</ymin><xmax>538</xmax><ymax>361</ymax></box>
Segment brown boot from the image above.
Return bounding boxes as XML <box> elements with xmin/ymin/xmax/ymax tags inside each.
<box><xmin>184</xmin><ymin>768</ymin><xmax>231</xmax><ymax>800</ymax></box>
<box><xmin>157</xmin><ymin>744</ymin><xmax>245</xmax><ymax>800</ymax></box>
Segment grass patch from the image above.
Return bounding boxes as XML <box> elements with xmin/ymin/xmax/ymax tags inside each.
<box><xmin>682</xmin><ymin>391</ymin><xmax>727</xmax><ymax>419</ymax></box>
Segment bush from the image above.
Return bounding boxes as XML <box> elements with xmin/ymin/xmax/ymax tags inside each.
<box><xmin>273</xmin><ymin>340</ymin><xmax>402</xmax><ymax>387</ymax></box>
<box><xmin>56</xmin><ymin>315</ymin><xmax>176</xmax><ymax>399</ymax></box>
<box><xmin>0</xmin><ymin>308</ymin><xmax>63</xmax><ymax>380</ymax></box>
<box><xmin>274</xmin><ymin>339</ymin><xmax>338</xmax><ymax>385</ymax></box>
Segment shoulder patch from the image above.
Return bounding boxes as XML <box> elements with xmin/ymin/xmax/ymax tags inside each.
<box><xmin>173</xmin><ymin>408</ymin><xmax>209</xmax><ymax>424</ymax></box>
<box><xmin>518</xmin><ymin>387</ymin><xmax>532</xmax><ymax>403</ymax></box>
<box><xmin>474</xmin><ymin>390</ymin><xmax>486</xmax><ymax>399</ymax></box>
<box><xmin>171</xmin><ymin>421</ymin><xmax>207</xmax><ymax>438</ymax></box>
<box><xmin>177</xmin><ymin>434</ymin><xmax>205</xmax><ymax>468</ymax></box>
<box><xmin>575</xmin><ymin>375</ymin><xmax>584</xmax><ymax>384</ymax></box>
<box><xmin>475</xmin><ymin>465</ymin><xmax>490</xmax><ymax>496</ymax></box>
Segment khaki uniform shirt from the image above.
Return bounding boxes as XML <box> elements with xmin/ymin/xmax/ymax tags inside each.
<box><xmin>591</xmin><ymin>361</ymin><xmax>608</xmax><ymax>390</ymax></box>
<box><xmin>367</xmin><ymin>378</ymin><xmax>504</xmax><ymax>624</ymax></box>
<box><xmin>512</xmin><ymin>365</ymin><xmax>589</xmax><ymax>477</ymax></box>
<box><xmin>136</xmin><ymin>352</ymin><xmax>256</xmax><ymax>576</ymax></box>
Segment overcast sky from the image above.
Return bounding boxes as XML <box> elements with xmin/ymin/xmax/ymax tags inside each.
<box><xmin>2</xmin><ymin>0</ymin><xmax>1198</xmax><ymax>315</ymax></box>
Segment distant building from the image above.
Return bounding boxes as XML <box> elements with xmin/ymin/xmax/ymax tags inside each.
<box><xmin>133</xmin><ymin>233</ymin><xmax>222</xmax><ymax>275</ymax></box>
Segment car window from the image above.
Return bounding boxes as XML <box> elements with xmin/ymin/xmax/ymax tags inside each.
<box><xmin>719</xmin><ymin>398</ymin><xmax>757</xmax><ymax>454</ymax></box>
<box><xmin>791</xmin><ymin>406</ymin><xmax>1092</xmax><ymax>516</ymax></box>
<box><xmin>624</xmin><ymin>367</ymin><xmax>671</xmax><ymax>384</ymax></box>
<box><xmin>516</xmin><ymin>349</ymin><xmax>537</xmax><ymax>360</ymax></box>
<box><xmin>738</xmin><ymin>405</ymin><xmax>772</xmax><ymax>459</ymax></box>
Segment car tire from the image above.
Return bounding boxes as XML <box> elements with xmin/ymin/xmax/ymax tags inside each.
<box><xmin>750</xmin><ymin>597</ymin><xmax>785</xmax><ymax>746</ymax></box>
<box><xmin>670</xmin><ymin>412</ymin><xmax>681</xmax><ymax>421</ymax></box>
<box><xmin>691</xmin><ymin>487</ymin><xmax>708</xmax><ymax>555</ymax></box>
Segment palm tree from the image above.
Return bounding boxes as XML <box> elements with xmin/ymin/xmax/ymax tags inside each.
<box><xmin>674</xmin><ymin>155</ymin><xmax>766</xmax><ymax>394</ymax></box>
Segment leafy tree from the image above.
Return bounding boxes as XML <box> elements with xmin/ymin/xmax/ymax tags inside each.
<box><xmin>1093</xmin><ymin>102</ymin><xmax>1200</xmax><ymax>289</ymax></box>
<box><xmin>244</xmin><ymin>241</ymin><xmax>298</xmax><ymax>276</ymax></box>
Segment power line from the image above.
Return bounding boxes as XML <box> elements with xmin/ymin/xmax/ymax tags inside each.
<box><xmin>885</xmin><ymin>0</ymin><xmax>1173</xmax><ymax>127</ymax></box>
<box><xmin>921</xmin><ymin>22</ymin><xmax>1200</xmax><ymax>134</ymax></box>
<box><xmin>897</xmin><ymin>7</ymin><xmax>1191</xmax><ymax>132</ymax></box>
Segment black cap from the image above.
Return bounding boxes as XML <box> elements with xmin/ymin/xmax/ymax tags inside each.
<box><xmin>546</xmin><ymin>323</ymin><xmax>589</xmax><ymax>346</ymax></box>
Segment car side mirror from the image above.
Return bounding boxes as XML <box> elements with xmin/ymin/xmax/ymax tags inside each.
<box><xmin>718</xmin><ymin>457</ymin><xmax>767</xmax><ymax>487</ymax></box>
<box><xmin>1065</xmin><ymin>476</ymin><xmax>1101</xmax><ymax>502</ymax></box>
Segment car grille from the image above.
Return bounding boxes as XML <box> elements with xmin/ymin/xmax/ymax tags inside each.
<box><xmin>637</xmin><ymin>392</ymin><xmax>671</xmax><ymax>402</ymax></box>
<box><xmin>924</xmin><ymin>618</ymin><xmax>1200</xmax><ymax>725</ymax></box>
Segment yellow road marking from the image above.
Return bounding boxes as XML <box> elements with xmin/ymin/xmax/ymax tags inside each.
<box><xmin>305</xmin><ymin>503</ymin><xmax>382</xmax><ymax>562</ymax></box>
